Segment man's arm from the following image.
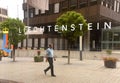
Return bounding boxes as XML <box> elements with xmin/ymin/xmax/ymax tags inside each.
<box><xmin>53</xmin><ymin>55</ymin><xmax>56</xmax><ymax>61</ymax></box>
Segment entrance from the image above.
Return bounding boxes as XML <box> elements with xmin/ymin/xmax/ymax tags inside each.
<box><xmin>101</xmin><ymin>26</ymin><xmax>120</xmax><ymax>50</ymax></box>
<box><xmin>90</xmin><ymin>30</ymin><xmax>101</xmax><ymax>51</ymax></box>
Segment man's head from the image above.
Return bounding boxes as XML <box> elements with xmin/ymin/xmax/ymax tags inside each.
<box><xmin>49</xmin><ymin>44</ymin><xmax>52</xmax><ymax>48</ymax></box>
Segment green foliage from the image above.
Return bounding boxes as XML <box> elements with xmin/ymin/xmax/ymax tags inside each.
<box><xmin>0</xmin><ymin>18</ymin><xmax>26</xmax><ymax>47</ymax></box>
<box><xmin>56</xmin><ymin>11</ymin><xmax>88</xmax><ymax>43</ymax></box>
<box><xmin>0</xmin><ymin>33</ymin><xmax>2</xmax><ymax>39</ymax></box>
<box><xmin>34</xmin><ymin>56</ymin><xmax>43</xmax><ymax>62</ymax></box>
<box><xmin>106</xmin><ymin>49</ymin><xmax>112</xmax><ymax>55</ymax></box>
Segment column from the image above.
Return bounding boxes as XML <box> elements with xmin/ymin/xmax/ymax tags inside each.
<box><xmin>59</xmin><ymin>38</ymin><xmax>63</xmax><ymax>50</ymax></box>
<box><xmin>62</xmin><ymin>38</ymin><xmax>65</xmax><ymax>50</ymax></box>
<box><xmin>65</xmin><ymin>39</ymin><xmax>68</xmax><ymax>50</ymax></box>
<box><xmin>57</xmin><ymin>38</ymin><xmax>60</xmax><ymax>50</ymax></box>
<box><xmin>114</xmin><ymin>0</ymin><xmax>117</xmax><ymax>12</ymax></box>
<box><xmin>26</xmin><ymin>36</ymin><xmax>28</xmax><ymax>49</ymax></box>
<box><xmin>101</xmin><ymin>29</ymin><xmax>103</xmax><ymax>50</ymax></box>
<box><xmin>31</xmin><ymin>38</ymin><xmax>34</xmax><ymax>49</ymax></box>
<box><xmin>45</xmin><ymin>38</ymin><xmax>48</xmax><ymax>49</ymax></box>
<box><xmin>38</xmin><ymin>38</ymin><xmax>41</xmax><ymax>49</ymax></box>
<box><xmin>21</xmin><ymin>40</ymin><xmax>23</xmax><ymax>48</ymax></box>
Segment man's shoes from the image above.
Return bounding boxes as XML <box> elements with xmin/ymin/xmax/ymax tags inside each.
<box><xmin>44</xmin><ymin>70</ymin><xmax>46</xmax><ymax>75</ymax></box>
<box><xmin>51</xmin><ymin>75</ymin><xmax>56</xmax><ymax>77</ymax></box>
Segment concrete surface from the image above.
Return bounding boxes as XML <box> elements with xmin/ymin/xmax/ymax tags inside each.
<box><xmin>0</xmin><ymin>57</ymin><xmax>120</xmax><ymax>83</ymax></box>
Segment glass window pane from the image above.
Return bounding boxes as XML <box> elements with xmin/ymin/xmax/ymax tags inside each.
<box><xmin>24</xmin><ymin>11</ymin><xmax>27</xmax><ymax>18</ymax></box>
<box><xmin>35</xmin><ymin>8</ymin><xmax>39</xmax><ymax>15</ymax></box>
<box><xmin>114</xmin><ymin>32</ymin><xmax>120</xmax><ymax>41</ymax></box>
<box><xmin>108</xmin><ymin>31</ymin><xmax>113</xmax><ymax>41</ymax></box>
<box><xmin>54</xmin><ymin>3</ymin><xmax>59</xmax><ymax>13</ymax></box>
<box><xmin>41</xmin><ymin>10</ymin><xmax>45</xmax><ymax>14</ymax></box>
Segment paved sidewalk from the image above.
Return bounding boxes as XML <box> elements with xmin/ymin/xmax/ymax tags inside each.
<box><xmin>0</xmin><ymin>57</ymin><xmax>120</xmax><ymax>83</ymax></box>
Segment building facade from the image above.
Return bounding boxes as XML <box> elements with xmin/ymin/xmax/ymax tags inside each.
<box><xmin>22</xmin><ymin>0</ymin><xmax>120</xmax><ymax>51</ymax></box>
<box><xmin>0</xmin><ymin>8</ymin><xmax>8</xmax><ymax>22</ymax></box>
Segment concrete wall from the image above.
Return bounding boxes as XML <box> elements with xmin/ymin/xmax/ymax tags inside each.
<box><xmin>14</xmin><ymin>49</ymin><xmax>120</xmax><ymax>60</ymax></box>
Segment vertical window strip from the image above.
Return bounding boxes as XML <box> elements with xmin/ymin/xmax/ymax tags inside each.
<box><xmin>30</xmin><ymin>10</ymin><xmax>33</xmax><ymax>18</ymax></box>
<box><xmin>54</xmin><ymin>3</ymin><xmax>59</xmax><ymax>13</ymax></box>
<box><xmin>114</xmin><ymin>0</ymin><xmax>117</xmax><ymax>12</ymax></box>
<box><xmin>41</xmin><ymin>10</ymin><xmax>45</xmax><ymax>14</ymax></box>
<box><xmin>23</xmin><ymin>0</ymin><xmax>27</xmax><ymax>3</ymax></box>
<box><xmin>35</xmin><ymin>8</ymin><xmax>39</xmax><ymax>15</ymax></box>
<box><xmin>117</xmin><ymin>2</ymin><xmax>119</xmax><ymax>12</ymax></box>
<box><xmin>101</xmin><ymin>1</ymin><xmax>103</xmax><ymax>5</ymax></box>
<box><xmin>24</xmin><ymin>11</ymin><xmax>27</xmax><ymax>18</ymax></box>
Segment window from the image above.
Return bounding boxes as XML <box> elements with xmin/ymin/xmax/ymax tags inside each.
<box><xmin>54</xmin><ymin>3</ymin><xmax>59</xmax><ymax>13</ymax></box>
<box><xmin>2</xmin><ymin>18</ymin><xmax>7</xmax><ymax>21</ymax></box>
<box><xmin>35</xmin><ymin>8</ymin><xmax>39</xmax><ymax>15</ymax></box>
<box><xmin>114</xmin><ymin>32</ymin><xmax>120</xmax><ymax>41</ymax></box>
<box><xmin>0</xmin><ymin>17</ymin><xmax>2</xmax><ymax>21</ymax></box>
<box><xmin>70</xmin><ymin>0</ymin><xmax>77</xmax><ymax>10</ymax></box>
<box><xmin>101</xmin><ymin>0</ymin><xmax>106</xmax><ymax>6</ymax></box>
<box><xmin>119</xmin><ymin>2</ymin><xmax>120</xmax><ymax>13</ymax></box>
<box><xmin>107</xmin><ymin>3</ymin><xmax>112</xmax><ymax>9</ymax></box>
<box><xmin>62</xmin><ymin>0</ymin><xmax>68</xmax><ymax>11</ymax></box>
<box><xmin>30</xmin><ymin>9</ymin><xmax>34</xmax><ymax>18</ymax></box>
<box><xmin>90</xmin><ymin>0</ymin><xmax>97</xmax><ymax>6</ymax></box>
<box><xmin>117</xmin><ymin>2</ymin><xmax>120</xmax><ymax>13</ymax></box>
<box><xmin>23</xmin><ymin>0</ymin><xmax>27</xmax><ymax>3</ymax></box>
<box><xmin>105</xmin><ymin>0</ymin><xmax>110</xmax><ymax>8</ymax></box>
<box><xmin>91</xmin><ymin>0</ymin><xmax>97</xmax><ymax>2</ymax></box>
<box><xmin>114</xmin><ymin>0</ymin><xmax>117</xmax><ymax>12</ymax></box>
<box><xmin>106</xmin><ymin>4</ymin><xmax>108</xmax><ymax>7</ymax></box>
<box><xmin>1</xmin><ymin>9</ymin><xmax>7</xmax><ymax>15</ymax></box>
<box><xmin>101</xmin><ymin>1</ymin><xmax>103</xmax><ymax>5</ymax></box>
<box><xmin>110</xmin><ymin>0</ymin><xmax>114</xmax><ymax>10</ymax></box>
<box><xmin>70</xmin><ymin>0</ymin><xmax>77</xmax><ymax>5</ymax></box>
<box><xmin>79</xmin><ymin>0</ymin><xmax>87</xmax><ymax>8</ymax></box>
<box><xmin>24</xmin><ymin>11</ymin><xmax>28</xmax><ymax>18</ymax></box>
<box><xmin>0</xmin><ymin>8</ymin><xmax>1</xmax><ymax>14</ymax></box>
<box><xmin>101</xmin><ymin>0</ymin><xmax>115</xmax><ymax>9</ymax></box>
<box><xmin>46</xmin><ymin>4</ymin><xmax>54</xmax><ymax>15</ymax></box>
<box><xmin>41</xmin><ymin>10</ymin><xmax>45</xmax><ymax>14</ymax></box>
<box><xmin>112</xmin><ymin>0</ymin><xmax>120</xmax><ymax>12</ymax></box>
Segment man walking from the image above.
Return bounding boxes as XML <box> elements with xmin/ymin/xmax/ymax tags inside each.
<box><xmin>44</xmin><ymin>44</ymin><xmax>56</xmax><ymax>77</ymax></box>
